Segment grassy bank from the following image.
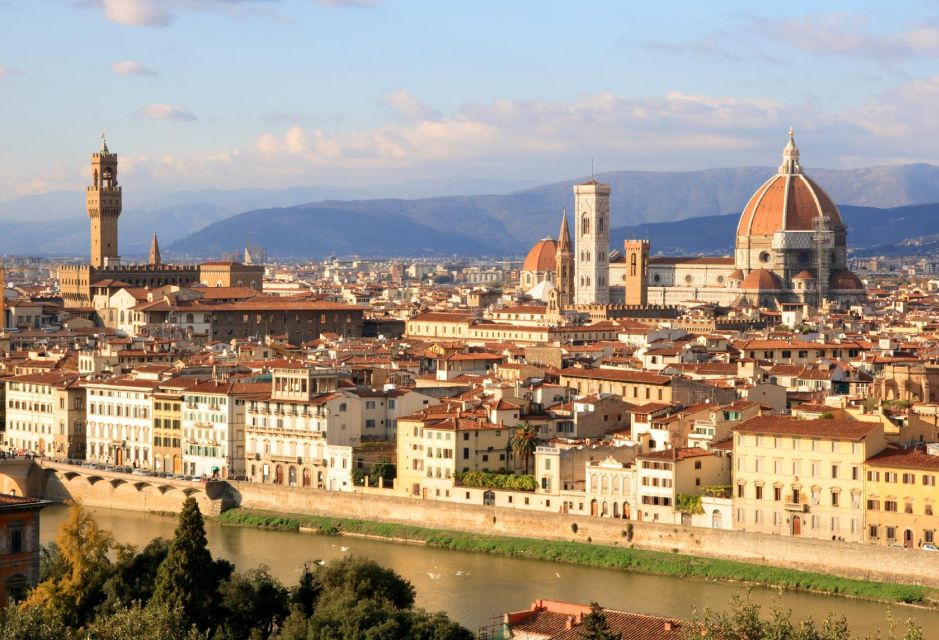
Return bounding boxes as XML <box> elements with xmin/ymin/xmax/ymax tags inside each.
<box><xmin>216</xmin><ymin>507</ymin><xmax>931</xmax><ymax>605</ymax></box>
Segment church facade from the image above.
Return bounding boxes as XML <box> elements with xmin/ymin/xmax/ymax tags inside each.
<box><xmin>523</xmin><ymin>130</ymin><xmax>866</xmax><ymax>311</ymax></box>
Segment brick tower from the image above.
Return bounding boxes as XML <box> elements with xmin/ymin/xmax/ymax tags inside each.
<box><xmin>87</xmin><ymin>134</ymin><xmax>122</xmax><ymax>268</ymax></box>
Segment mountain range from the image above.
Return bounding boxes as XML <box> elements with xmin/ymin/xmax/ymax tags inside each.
<box><xmin>5</xmin><ymin>164</ymin><xmax>939</xmax><ymax>257</ymax></box>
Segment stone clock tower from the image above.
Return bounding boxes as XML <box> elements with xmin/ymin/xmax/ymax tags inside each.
<box><xmin>87</xmin><ymin>135</ymin><xmax>122</xmax><ymax>268</ymax></box>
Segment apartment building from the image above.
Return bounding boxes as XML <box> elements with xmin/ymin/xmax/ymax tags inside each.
<box><xmin>4</xmin><ymin>372</ymin><xmax>83</xmax><ymax>458</ymax></box>
<box><xmin>864</xmin><ymin>445</ymin><xmax>939</xmax><ymax>548</ymax></box>
<box><xmin>85</xmin><ymin>378</ymin><xmax>159</xmax><ymax>468</ymax></box>
<box><xmin>397</xmin><ymin>408</ymin><xmax>510</xmax><ymax>499</ymax></box>
<box><xmin>182</xmin><ymin>381</ymin><xmax>257</xmax><ymax>479</ymax></box>
<box><xmin>635</xmin><ymin>447</ymin><xmax>731</xmax><ymax>524</ymax></box>
<box><xmin>732</xmin><ymin>416</ymin><xmax>886</xmax><ymax>542</ymax></box>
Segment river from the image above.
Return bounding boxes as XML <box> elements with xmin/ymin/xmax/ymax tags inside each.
<box><xmin>39</xmin><ymin>505</ymin><xmax>939</xmax><ymax>637</ymax></box>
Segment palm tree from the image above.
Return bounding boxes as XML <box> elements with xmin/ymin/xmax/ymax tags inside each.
<box><xmin>510</xmin><ymin>422</ymin><xmax>539</xmax><ymax>475</ymax></box>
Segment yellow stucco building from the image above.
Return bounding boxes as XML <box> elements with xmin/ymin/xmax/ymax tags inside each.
<box><xmin>864</xmin><ymin>446</ymin><xmax>939</xmax><ymax>548</ymax></box>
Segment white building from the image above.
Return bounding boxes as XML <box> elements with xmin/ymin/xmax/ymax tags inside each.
<box><xmin>182</xmin><ymin>380</ymin><xmax>252</xmax><ymax>479</ymax></box>
<box><xmin>4</xmin><ymin>372</ymin><xmax>83</xmax><ymax>459</ymax></box>
<box><xmin>85</xmin><ymin>377</ymin><xmax>159</xmax><ymax>468</ymax></box>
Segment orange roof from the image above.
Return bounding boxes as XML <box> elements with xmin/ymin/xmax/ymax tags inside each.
<box><xmin>522</xmin><ymin>238</ymin><xmax>558</xmax><ymax>273</ymax></box>
<box><xmin>737</xmin><ymin>173</ymin><xmax>844</xmax><ymax>237</ymax></box>
<box><xmin>740</xmin><ymin>269</ymin><xmax>783</xmax><ymax>291</ymax></box>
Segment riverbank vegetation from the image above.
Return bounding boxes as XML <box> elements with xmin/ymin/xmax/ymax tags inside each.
<box><xmin>217</xmin><ymin>507</ymin><xmax>933</xmax><ymax>605</ymax></box>
<box><xmin>1</xmin><ymin>500</ymin><xmax>473</xmax><ymax>640</ymax></box>
<box><xmin>454</xmin><ymin>469</ymin><xmax>537</xmax><ymax>490</ymax></box>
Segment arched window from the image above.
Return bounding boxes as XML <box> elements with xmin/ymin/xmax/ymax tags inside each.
<box><xmin>630</xmin><ymin>253</ymin><xmax>637</xmax><ymax>276</ymax></box>
<box><xmin>598</xmin><ymin>218</ymin><xmax>604</xmax><ymax>234</ymax></box>
<box><xmin>186</xmin><ymin>313</ymin><xmax>194</xmax><ymax>323</ymax></box>
<box><xmin>582</xmin><ymin>216</ymin><xmax>590</xmax><ymax>235</ymax></box>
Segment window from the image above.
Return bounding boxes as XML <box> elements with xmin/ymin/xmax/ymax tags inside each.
<box><xmin>9</xmin><ymin>528</ymin><xmax>22</xmax><ymax>554</ymax></box>
<box><xmin>886</xmin><ymin>526</ymin><xmax>896</xmax><ymax>541</ymax></box>
<box><xmin>755</xmin><ymin>485</ymin><xmax>763</xmax><ymax>500</ymax></box>
<box><xmin>773</xmin><ymin>486</ymin><xmax>782</xmax><ymax>501</ymax></box>
<box><xmin>830</xmin><ymin>490</ymin><xmax>839</xmax><ymax>507</ymax></box>
<box><xmin>905</xmin><ymin>501</ymin><xmax>914</xmax><ymax>514</ymax></box>
<box><xmin>869</xmin><ymin>525</ymin><xmax>879</xmax><ymax>539</ymax></box>
<box><xmin>737</xmin><ymin>484</ymin><xmax>745</xmax><ymax>498</ymax></box>
<box><xmin>885</xmin><ymin>500</ymin><xmax>898</xmax><ymax>512</ymax></box>
<box><xmin>831</xmin><ymin>464</ymin><xmax>838</xmax><ymax>479</ymax></box>
<box><xmin>926</xmin><ymin>503</ymin><xmax>934</xmax><ymax>516</ymax></box>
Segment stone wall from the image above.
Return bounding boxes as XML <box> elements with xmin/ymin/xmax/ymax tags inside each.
<box><xmin>231</xmin><ymin>481</ymin><xmax>939</xmax><ymax>588</ymax></box>
<box><xmin>11</xmin><ymin>460</ymin><xmax>939</xmax><ymax>589</ymax></box>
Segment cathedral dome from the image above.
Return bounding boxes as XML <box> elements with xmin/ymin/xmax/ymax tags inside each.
<box><xmin>792</xmin><ymin>270</ymin><xmax>816</xmax><ymax>281</ymax></box>
<box><xmin>741</xmin><ymin>268</ymin><xmax>783</xmax><ymax>291</ymax></box>
<box><xmin>522</xmin><ymin>238</ymin><xmax>558</xmax><ymax>272</ymax></box>
<box><xmin>736</xmin><ymin>129</ymin><xmax>845</xmax><ymax>237</ymax></box>
<box><xmin>829</xmin><ymin>269</ymin><xmax>864</xmax><ymax>291</ymax></box>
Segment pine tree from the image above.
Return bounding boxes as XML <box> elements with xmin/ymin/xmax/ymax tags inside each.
<box><xmin>150</xmin><ymin>497</ymin><xmax>227</xmax><ymax>629</ymax></box>
<box><xmin>579</xmin><ymin>602</ymin><xmax>621</xmax><ymax>640</ymax></box>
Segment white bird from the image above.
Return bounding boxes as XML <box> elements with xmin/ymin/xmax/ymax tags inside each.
<box><xmin>555</xmin><ymin>572</ymin><xmax>561</xmax><ymax>578</ymax></box>
<box><xmin>340</xmin><ymin>546</ymin><xmax>350</xmax><ymax>552</ymax></box>
<box><xmin>455</xmin><ymin>570</ymin><xmax>464</xmax><ymax>576</ymax></box>
<box><xmin>315</xmin><ymin>560</ymin><xmax>326</xmax><ymax>566</ymax></box>
<box><xmin>427</xmin><ymin>572</ymin><xmax>441</xmax><ymax>580</ymax></box>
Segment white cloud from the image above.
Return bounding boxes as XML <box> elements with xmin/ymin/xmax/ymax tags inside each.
<box><xmin>750</xmin><ymin>13</ymin><xmax>939</xmax><ymax>59</ymax></box>
<box><xmin>102</xmin><ymin>0</ymin><xmax>174</xmax><ymax>27</ymax></box>
<box><xmin>382</xmin><ymin>90</ymin><xmax>441</xmax><ymax>121</ymax></box>
<box><xmin>135</xmin><ymin>103</ymin><xmax>198</xmax><ymax>121</ymax></box>
<box><xmin>111</xmin><ymin>60</ymin><xmax>158</xmax><ymax>76</ymax></box>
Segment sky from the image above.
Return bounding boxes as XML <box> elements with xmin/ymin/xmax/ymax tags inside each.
<box><xmin>3</xmin><ymin>0</ymin><xmax>939</xmax><ymax>201</ymax></box>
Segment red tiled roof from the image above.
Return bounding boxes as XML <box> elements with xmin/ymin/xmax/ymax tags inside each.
<box><xmin>733</xmin><ymin>416</ymin><xmax>878</xmax><ymax>440</ymax></box>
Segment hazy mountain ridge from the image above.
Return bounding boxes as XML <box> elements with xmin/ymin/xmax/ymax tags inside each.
<box><xmin>7</xmin><ymin>163</ymin><xmax>939</xmax><ymax>257</ymax></box>
<box><xmin>609</xmin><ymin>203</ymin><xmax>939</xmax><ymax>258</ymax></box>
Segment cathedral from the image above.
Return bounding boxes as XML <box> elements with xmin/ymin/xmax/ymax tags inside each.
<box><xmin>520</xmin><ymin>129</ymin><xmax>866</xmax><ymax>311</ymax></box>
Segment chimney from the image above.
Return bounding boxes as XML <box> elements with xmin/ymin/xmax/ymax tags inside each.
<box><xmin>664</xmin><ymin>621</ymin><xmax>674</xmax><ymax>632</ymax></box>
<box><xmin>565</xmin><ymin>616</ymin><xmax>574</xmax><ymax>630</ymax></box>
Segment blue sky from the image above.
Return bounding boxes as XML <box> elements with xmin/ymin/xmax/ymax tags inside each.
<box><xmin>3</xmin><ymin>0</ymin><xmax>939</xmax><ymax>199</ymax></box>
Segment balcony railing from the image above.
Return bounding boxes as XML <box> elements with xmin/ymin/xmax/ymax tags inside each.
<box><xmin>784</xmin><ymin>502</ymin><xmax>808</xmax><ymax>512</ymax></box>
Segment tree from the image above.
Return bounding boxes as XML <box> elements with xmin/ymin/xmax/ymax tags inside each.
<box><xmin>150</xmin><ymin>497</ymin><xmax>232</xmax><ymax>629</ymax></box>
<box><xmin>0</xmin><ymin>604</ymin><xmax>69</xmax><ymax>640</ymax></box>
<box><xmin>314</xmin><ymin>556</ymin><xmax>415</xmax><ymax>611</ymax></box>
<box><xmin>82</xmin><ymin>603</ymin><xmax>208</xmax><ymax>640</ymax></box>
<box><xmin>216</xmin><ymin>566</ymin><xmax>289</xmax><ymax>640</ymax></box>
<box><xmin>511</xmin><ymin>422</ymin><xmax>539</xmax><ymax>474</ymax></box>
<box><xmin>97</xmin><ymin>538</ymin><xmax>170</xmax><ymax>616</ymax></box>
<box><xmin>371</xmin><ymin>457</ymin><xmax>397</xmax><ymax>485</ymax></box>
<box><xmin>578</xmin><ymin>602</ymin><xmax>621</xmax><ymax>640</ymax></box>
<box><xmin>25</xmin><ymin>502</ymin><xmax>115</xmax><ymax>627</ymax></box>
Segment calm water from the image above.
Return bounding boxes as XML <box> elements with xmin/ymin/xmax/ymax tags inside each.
<box><xmin>40</xmin><ymin>505</ymin><xmax>939</xmax><ymax>637</ymax></box>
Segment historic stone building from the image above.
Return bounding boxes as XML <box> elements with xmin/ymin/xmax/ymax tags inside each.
<box><xmin>59</xmin><ymin>138</ymin><xmax>199</xmax><ymax>308</ymax></box>
<box><xmin>520</xmin><ymin>130</ymin><xmax>866</xmax><ymax>311</ymax></box>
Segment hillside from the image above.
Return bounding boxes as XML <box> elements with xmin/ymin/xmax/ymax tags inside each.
<box><xmin>7</xmin><ymin>163</ymin><xmax>939</xmax><ymax>256</ymax></box>
<box><xmin>609</xmin><ymin>203</ymin><xmax>939</xmax><ymax>257</ymax></box>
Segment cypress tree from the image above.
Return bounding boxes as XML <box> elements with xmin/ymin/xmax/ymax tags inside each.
<box><xmin>151</xmin><ymin>497</ymin><xmax>222</xmax><ymax>628</ymax></box>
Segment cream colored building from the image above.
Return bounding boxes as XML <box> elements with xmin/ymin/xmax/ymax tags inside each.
<box><xmin>4</xmin><ymin>372</ymin><xmax>84</xmax><ymax>459</ymax></box>
<box><xmin>182</xmin><ymin>381</ymin><xmax>252</xmax><ymax>479</ymax></box>
<box><xmin>397</xmin><ymin>409</ymin><xmax>511</xmax><ymax>499</ymax></box>
<box><xmin>85</xmin><ymin>378</ymin><xmax>160</xmax><ymax>468</ymax></box>
<box><xmin>635</xmin><ymin>447</ymin><xmax>732</xmax><ymax>524</ymax></box>
<box><xmin>732</xmin><ymin>416</ymin><xmax>886</xmax><ymax>542</ymax></box>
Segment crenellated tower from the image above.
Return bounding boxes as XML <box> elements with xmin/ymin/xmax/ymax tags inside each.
<box><xmin>624</xmin><ymin>239</ymin><xmax>649</xmax><ymax>306</ymax></box>
<box><xmin>87</xmin><ymin>134</ymin><xmax>122</xmax><ymax>268</ymax></box>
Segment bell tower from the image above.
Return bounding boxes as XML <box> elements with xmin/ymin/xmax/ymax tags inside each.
<box><xmin>574</xmin><ymin>180</ymin><xmax>611</xmax><ymax>305</ymax></box>
<box><xmin>87</xmin><ymin>133</ymin><xmax>122</xmax><ymax>268</ymax></box>
<box><xmin>555</xmin><ymin>210</ymin><xmax>574</xmax><ymax>306</ymax></box>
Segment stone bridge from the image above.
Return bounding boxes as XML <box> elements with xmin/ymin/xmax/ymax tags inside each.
<box><xmin>0</xmin><ymin>459</ymin><xmax>236</xmax><ymax>515</ymax></box>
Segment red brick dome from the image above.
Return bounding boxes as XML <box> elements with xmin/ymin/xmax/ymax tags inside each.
<box><xmin>522</xmin><ymin>238</ymin><xmax>558</xmax><ymax>272</ymax></box>
<box><xmin>792</xmin><ymin>270</ymin><xmax>816</xmax><ymax>280</ymax></box>
<box><xmin>829</xmin><ymin>269</ymin><xmax>864</xmax><ymax>291</ymax></box>
<box><xmin>741</xmin><ymin>268</ymin><xmax>783</xmax><ymax>291</ymax></box>
<box><xmin>736</xmin><ymin>130</ymin><xmax>845</xmax><ymax>237</ymax></box>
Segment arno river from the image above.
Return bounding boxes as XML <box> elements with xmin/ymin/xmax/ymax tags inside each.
<box><xmin>41</xmin><ymin>505</ymin><xmax>939</xmax><ymax>637</ymax></box>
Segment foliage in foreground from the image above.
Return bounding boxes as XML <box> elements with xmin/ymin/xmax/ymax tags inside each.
<box><xmin>217</xmin><ymin>508</ymin><xmax>930</xmax><ymax>604</ymax></box>
<box><xmin>11</xmin><ymin>499</ymin><xmax>472</xmax><ymax>640</ymax></box>
<box><xmin>687</xmin><ymin>590</ymin><xmax>925</xmax><ymax>640</ymax></box>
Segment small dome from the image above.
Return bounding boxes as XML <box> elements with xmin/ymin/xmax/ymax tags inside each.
<box><xmin>792</xmin><ymin>270</ymin><xmax>816</xmax><ymax>280</ymax></box>
<box><xmin>522</xmin><ymin>238</ymin><xmax>558</xmax><ymax>272</ymax></box>
<box><xmin>728</xmin><ymin>269</ymin><xmax>745</xmax><ymax>282</ymax></box>
<box><xmin>736</xmin><ymin>130</ymin><xmax>845</xmax><ymax>238</ymax></box>
<box><xmin>741</xmin><ymin>268</ymin><xmax>784</xmax><ymax>291</ymax></box>
<box><xmin>829</xmin><ymin>270</ymin><xmax>864</xmax><ymax>291</ymax></box>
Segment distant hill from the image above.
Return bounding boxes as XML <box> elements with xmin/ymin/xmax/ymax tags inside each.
<box><xmin>8</xmin><ymin>163</ymin><xmax>939</xmax><ymax>257</ymax></box>
<box><xmin>168</xmin><ymin>204</ymin><xmax>499</xmax><ymax>258</ymax></box>
<box><xmin>609</xmin><ymin>202</ymin><xmax>939</xmax><ymax>257</ymax></box>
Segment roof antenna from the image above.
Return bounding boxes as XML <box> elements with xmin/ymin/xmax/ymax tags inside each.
<box><xmin>591</xmin><ymin>157</ymin><xmax>595</xmax><ymax>181</ymax></box>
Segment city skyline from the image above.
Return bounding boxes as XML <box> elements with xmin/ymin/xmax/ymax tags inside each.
<box><xmin>5</xmin><ymin>1</ymin><xmax>939</xmax><ymax>200</ymax></box>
